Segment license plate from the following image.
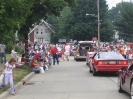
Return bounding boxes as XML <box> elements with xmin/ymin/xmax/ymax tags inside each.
<box><xmin>109</xmin><ymin>61</ymin><xmax>116</xmax><ymax>64</ymax></box>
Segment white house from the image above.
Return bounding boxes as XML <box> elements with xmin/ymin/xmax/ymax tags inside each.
<box><xmin>28</xmin><ymin>20</ymin><xmax>54</xmax><ymax>43</ymax></box>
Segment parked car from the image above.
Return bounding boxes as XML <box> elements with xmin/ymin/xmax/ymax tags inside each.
<box><xmin>74</xmin><ymin>41</ymin><xmax>94</xmax><ymax>61</ymax></box>
<box><xmin>118</xmin><ymin>64</ymin><xmax>133</xmax><ymax>99</ymax></box>
<box><xmin>89</xmin><ymin>52</ymin><xmax>128</xmax><ymax>76</ymax></box>
<box><xmin>86</xmin><ymin>52</ymin><xmax>95</xmax><ymax>65</ymax></box>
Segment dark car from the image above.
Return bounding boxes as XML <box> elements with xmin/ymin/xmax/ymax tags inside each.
<box><xmin>74</xmin><ymin>41</ymin><xmax>94</xmax><ymax>61</ymax></box>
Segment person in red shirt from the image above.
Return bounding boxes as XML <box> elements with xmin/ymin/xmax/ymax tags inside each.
<box><xmin>21</xmin><ymin>54</ymin><xmax>26</xmax><ymax>63</ymax></box>
<box><xmin>30</xmin><ymin>58</ymin><xmax>40</xmax><ymax>73</ymax></box>
<box><xmin>33</xmin><ymin>52</ymin><xmax>41</xmax><ymax>59</ymax></box>
<box><xmin>50</xmin><ymin>45</ymin><xmax>59</xmax><ymax>65</ymax></box>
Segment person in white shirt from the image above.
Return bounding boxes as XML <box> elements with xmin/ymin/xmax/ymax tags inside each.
<box><xmin>0</xmin><ymin>58</ymin><xmax>16</xmax><ymax>95</ymax></box>
<box><xmin>65</xmin><ymin>44</ymin><xmax>70</xmax><ymax>61</ymax></box>
<box><xmin>11</xmin><ymin>48</ymin><xmax>19</xmax><ymax>61</ymax></box>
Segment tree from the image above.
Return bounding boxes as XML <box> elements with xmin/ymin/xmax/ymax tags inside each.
<box><xmin>50</xmin><ymin>0</ymin><xmax>114</xmax><ymax>42</ymax></box>
<box><xmin>114</xmin><ymin>2</ymin><xmax>133</xmax><ymax>41</ymax></box>
<box><xmin>0</xmin><ymin>0</ymin><xmax>33</xmax><ymax>42</ymax></box>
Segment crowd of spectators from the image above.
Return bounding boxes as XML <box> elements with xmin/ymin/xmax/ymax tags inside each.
<box><xmin>93</xmin><ymin>43</ymin><xmax>133</xmax><ymax>65</ymax></box>
<box><xmin>20</xmin><ymin>42</ymin><xmax>78</xmax><ymax>74</ymax></box>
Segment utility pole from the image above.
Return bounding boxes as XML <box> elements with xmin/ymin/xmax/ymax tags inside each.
<box><xmin>97</xmin><ymin>0</ymin><xmax>100</xmax><ymax>47</ymax></box>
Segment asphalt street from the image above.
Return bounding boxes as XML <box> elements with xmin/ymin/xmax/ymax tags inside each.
<box><xmin>6</xmin><ymin>57</ymin><xmax>130</xmax><ymax>99</ymax></box>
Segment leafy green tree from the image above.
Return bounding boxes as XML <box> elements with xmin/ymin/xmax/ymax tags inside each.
<box><xmin>0</xmin><ymin>0</ymin><xmax>33</xmax><ymax>43</ymax></box>
<box><xmin>113</xmin><ymin>2</ymin><xmax>133</xmax><ymax>41</ymax></box>
<box><xmin>18</xmin><ymin>0</ymin><xmax>77</xmax><ymax>40</ymax></box>
<box><xmin>51</xmin><ymin>0</ymin><xmax>114</xmax><ymax>42</ymax></box>
<box><xmin>0</xmin><ymin>0</ymin><xmax>76</xmax><ymax>43</ymax></box>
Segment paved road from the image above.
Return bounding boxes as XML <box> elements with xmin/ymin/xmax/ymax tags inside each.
<box><xmin>6</xmin><ymin>57</ymin><xmax>130</xmax><ymax>99</ymax></box>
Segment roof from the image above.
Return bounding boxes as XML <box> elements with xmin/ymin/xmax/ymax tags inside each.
<box><xmin>79</xmin><ymin>41</ymin><xmax>95</xmax><ymax>44</ymax></box>
<box><xmin>28</xmin><ymin>20</ymin><xmax>55</xmax><ymax>35</ymax></box>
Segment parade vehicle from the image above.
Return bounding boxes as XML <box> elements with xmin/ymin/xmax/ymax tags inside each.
<box><xmin>74</xmin><ymin>41</ymin><xmax>94</xmax><ymax>61</ymax></box>
<box><xmin>89</xmin><ymin>52</ymin><xmax>128</xmax><ymax>76</ymax></box>
<box><xmin>118</xmin><ymin>64</ymin><xmax>133</xmax><ymax>99</ymax></box>
<box><xmin>86</xmin><ymin>52</ymin><xmax>95</xmax><ymax>66</ymax></box>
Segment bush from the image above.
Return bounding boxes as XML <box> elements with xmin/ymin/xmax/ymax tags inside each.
<box><xmin>15</xmin><ymin>46</ymin><xmax>20</xmax><ymax>53</ymax></box>
<box><xmin>6</xmin><ymin>42</ymin><xmax>14</xmax><ymax>54</ymax></box>
<box><xmin>6</xmin><ymin>42</ymin><xmax>22</xmax><ymax>54</ymax></box>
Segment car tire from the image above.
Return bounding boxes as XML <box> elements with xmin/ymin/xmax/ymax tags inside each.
<box><xmin>93</xmin><ymin>67</ymin><xmax>97</xmax><ymax>76</ymax></box>
<box><xmin>118</xmin><ymin>76</ymin><xmax>124</xmax><ymax>93</ymax></box>
<box><xmin>74</xmin><ymin>56</ymin><xmax>76</xmax><ymax>60</ymax></box>
<box><xmin>89</xmin><ymin>67</ymin><xmax>93</xmax><ymax>73</ymax></box>
<box><xmin>130</xmin><ymin>81</ymin><xmax>133</xmax><ymax>99</ymax></box>
<box><xmin>86</xmin><ymin>62</ymin><xmax>88</xmax><ymax>65</ymax></box>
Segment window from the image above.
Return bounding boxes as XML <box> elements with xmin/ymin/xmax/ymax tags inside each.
<box><xmin>45</xmin><ymin>38</ymin><xmax>49</xmax><ymax>41</ymax></box>
<box><xmin>37</xmin><ymin>38</ymin><xmax>44</xmax><ymax>42</ymax></box>
<box><xmin>41</xmin><ymin>29</ymin><xmax>43</xmax><ymax>34</ymax></box>
<box><xmin>36</xmin><ymin>29</ymin><xmax>38</xmax><ymax>34</ymax></box>
<box><xmin>45</xmin><ymin>29</ymin><xmax>49</xmax><ymax>33</ymax></box>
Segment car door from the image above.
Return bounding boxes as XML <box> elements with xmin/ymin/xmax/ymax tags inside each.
<box><xmin>92</xmin><ymin>54</ymin><xmax>98</xmax><ymax>70</ymax></box>
<box><xmin>123</xmin><ymin>65</ymin><xmax>133</xmax><ymax>93</ymax></box>
<box><xmin>123</xmin><ymin>70</ymin><xmax>132</xmax><ymax>93</ymax></box>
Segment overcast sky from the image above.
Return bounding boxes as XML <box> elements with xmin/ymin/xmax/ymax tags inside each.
<box><xmin>106</xmin><ymin>0</ymin><xmax>130</xmax><ymax>9</ymax></box>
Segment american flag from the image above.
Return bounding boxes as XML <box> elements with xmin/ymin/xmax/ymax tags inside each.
<box><xmin>121</xmin><ymin>70</ymin><xmax>132</xmax><ymax>85</ymax></box>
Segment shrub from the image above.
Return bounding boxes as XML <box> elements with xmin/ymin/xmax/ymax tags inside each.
<box><xmin>6</xmin><ymin>42</ymin><xmax>14</xmax><ymax>54</ymax></box>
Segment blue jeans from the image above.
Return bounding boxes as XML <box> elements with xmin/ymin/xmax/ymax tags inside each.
<box><xmin>53</xmin><ymin>54</ymin><xmax>59</xmax><ymax>65</ymax></box>
<box><xmin>32</xmin><ymin>68</ymin><xmax>40</xmax><ymax>74</ymax></box>
<box><xmin>0</xmin><ymin>52</ymin><xmax>6</xmax><ymax>63</ymax></box>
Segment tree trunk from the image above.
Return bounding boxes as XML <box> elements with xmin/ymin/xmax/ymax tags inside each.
<box><xmin>24</xmin><ymin>33</ymin><xmax>30</xmax><ymax>62</ymax></box>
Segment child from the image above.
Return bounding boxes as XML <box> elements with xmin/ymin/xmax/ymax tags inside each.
<box><xmin>47</xmin><ymin>54</ymin><xmax>52</xmax><ymax>68</ymax></box>
<box><xmin>44</xmin><ymin>61</ymin><xmax>49</xmax><ymax>71</ymax></box>
<box><xmin>0</xmin><ymin>58</ymin><xmax>16</xmax><ymax>95</ymax></box>
<box><xmin>21</xmin><ymin>54</ymin><xmax>26</xmax><ymax>64</ymax></box>
<box><xmin>39</xmin><ymin>59</ymin><xmax>45</xmax><ymax>73</ymax></box>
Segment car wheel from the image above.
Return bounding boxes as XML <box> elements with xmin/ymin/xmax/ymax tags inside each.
<box><xmin>86</xmin><ymin>62</ymin><xmax>88</xmax><ymax>65</ymax></box>
<box><xmin>131</xmin><ymin>81</ymin><xmax>133</xmax><ymax>99</ymax></box>
<box><xmin>93</xmin><ymin>67</ymin><xmax>97</xmax><ymax>76</ymax></box>
<box><xmin>89</xmin><ymin>67</ymin><xmax>93</xmax><ymax>73</ymax></box>
<box><xmin>118</xmin><ymin>75</ymin><xmax>124</xmax><ymax>93</ymax></box>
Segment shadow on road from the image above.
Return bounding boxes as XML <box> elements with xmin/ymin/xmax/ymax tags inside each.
<box><xmin>96</xmin><ymin>72</ymin><xmax>118</xmax><ymax>77</ymax></box>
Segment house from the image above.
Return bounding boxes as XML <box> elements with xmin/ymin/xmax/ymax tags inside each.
<box><xmin>28</xmin><ymin>20</ymin><xmax>54</xmax><ymax>43</ymax></box>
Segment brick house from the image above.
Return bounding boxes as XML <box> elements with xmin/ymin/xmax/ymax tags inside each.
<box><xmin>28</xmin><ymin>20</ymin><xmax>54</xmax><ymax>43</ymax></box>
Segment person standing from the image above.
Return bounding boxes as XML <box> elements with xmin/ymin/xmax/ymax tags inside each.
<box><xmin>50</xmin><ymin>45</ymin><xmax>59</xmax><ymax>65</ymax></box>
<box><xmin>64</xmin><ymin>44</ymin><xmax>70</xmax><ymax>61</ymax></box>
<box><xmin>1</xmin><ymin>42</ymin><xmax>6</xmax><ymax>63</ymax></box>
<box><xmin>0</xmin><ymin>58</ymin><xmax>16</xmax><ymax>95</ymax></box>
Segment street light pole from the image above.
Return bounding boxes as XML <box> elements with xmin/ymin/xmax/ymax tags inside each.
<box><xmin>97</xmin><ymin>0</ymin><xmax>100</xmax><ymax>46</ymax></box>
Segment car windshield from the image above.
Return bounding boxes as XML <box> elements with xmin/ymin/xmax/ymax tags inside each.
<box><xmin>98</xmin><ymin>52</ymin><xmax>124</xmax><ymax>59</ymax></box>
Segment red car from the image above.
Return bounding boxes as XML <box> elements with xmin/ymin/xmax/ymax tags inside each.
<box><xmin>118</xmin><ymin>64</ymin><xmax>133</xmax><ymax>99</ymax></box>
<box><xmin>86</xmin><ymin>52</ymin><xmax>95</xmax><ymax>65</ymax></box>
<box><xmin>89</xmin><ymin>52</ymin><xmax>128</xmax><ymax>76</ymax></box>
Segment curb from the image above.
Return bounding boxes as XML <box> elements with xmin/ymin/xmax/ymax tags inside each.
<box><xmin>0</xmin><ymin>72</ymin><xmax>35</xmax><ymax>99</ymax></box>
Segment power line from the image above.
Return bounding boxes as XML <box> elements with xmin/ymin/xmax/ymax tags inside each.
<box><xmin>108</xmin><ymin>0</ymin><xmax>116</xmax><ymax>6</ymax></box>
